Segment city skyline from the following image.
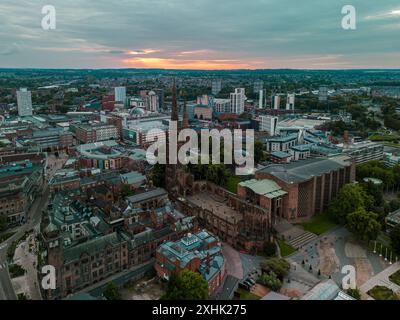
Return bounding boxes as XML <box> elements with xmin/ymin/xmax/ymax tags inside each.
<box><xmin>1</xmin><ymin>0</ymin><xmax>400</xmax><ymax>70</ymax></box>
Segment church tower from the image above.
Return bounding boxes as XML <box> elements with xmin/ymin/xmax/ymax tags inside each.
<box><xmin>165</xmin><ymin>79</ymin><xmax>178</xmax><ymax>193</ymax></box>
<box><xmin>165</xmin><ymin>80</ymin><xmax>193</xmax><ymax>196</ymax></box>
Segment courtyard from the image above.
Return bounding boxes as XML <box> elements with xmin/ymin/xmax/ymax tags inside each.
<box><xmin>119</xmin><ymin>277</ymin><xmax>165</xmax><ymax>300</ymax></box>
<box><xmin>287</xmin><ymin>227</ymin><xmax>391</xmax><ymax>289</ymax></box>
<box><xmin>187</xmin><ymin>192</ymin><xmax>242</xmax><ymax>222</ymax></box>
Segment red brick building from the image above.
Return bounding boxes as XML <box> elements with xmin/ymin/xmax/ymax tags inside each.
<box><xmin>240</xmin><ymin>155</ymin><xmax>356</xmax><ymax>222</ymax></box>
<box><xmin>155</xmin><ymin>231</ymin><xmax>226</xmax><ymax>296</ymax></box>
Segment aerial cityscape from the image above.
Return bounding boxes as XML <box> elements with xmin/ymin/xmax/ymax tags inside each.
<box><xmin>1</xmin><ymin>0</ymin><xmax>400</xmax><ymax>309</ymax></box>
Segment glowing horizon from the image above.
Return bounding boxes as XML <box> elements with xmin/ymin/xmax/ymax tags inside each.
<box><xmin>1</xmin><ymin>1</ymin><xmax>400</xmax><ymax>69</ymax></box>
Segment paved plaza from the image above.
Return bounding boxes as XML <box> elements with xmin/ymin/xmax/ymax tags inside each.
<box><xmin>288</xmin><ymin>227</ymin><xmax>391</xmax><ymax>289</ymax></box>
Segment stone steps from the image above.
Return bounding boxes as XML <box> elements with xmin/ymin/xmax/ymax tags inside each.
<box><xmin>287</xmin><ymin>231</ymin><xmax>318</xmax><ymax>249</ymax></box>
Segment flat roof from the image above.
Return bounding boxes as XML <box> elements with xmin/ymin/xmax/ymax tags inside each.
<box><xmin>257</xmin><ymin>155</ymin><xmax>351</xmax><ymax>184</ymax></box>
<box><xmin>271</xmin><ymin>151</ymin><xmax>291</xmax><ymax>158</ymax></box>
<box><xmin>239</xmin><ymin>179</ymin><xmax>287</xmax><ymax>199</ymax></box>
<box><xmin>127</xmin><ymin>188</ymin><xmax>167</xmax><ymax>204</ymax></box>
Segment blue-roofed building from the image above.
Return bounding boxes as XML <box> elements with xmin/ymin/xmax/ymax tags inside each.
<box><xmin>265</xmin><ymin>133</ymin><xmax>298</xmax><ymax>152</ymax></box>
<box><xmin>155</xmin><ymin>230</ymin><xmax>226</xmax><ymax>296</ymax></box>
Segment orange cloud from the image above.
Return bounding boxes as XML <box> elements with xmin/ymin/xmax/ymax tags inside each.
<box><xmin>121</xmin><ymin>57</ymin><xmax>257</xmax><ymax>70</ymax></box>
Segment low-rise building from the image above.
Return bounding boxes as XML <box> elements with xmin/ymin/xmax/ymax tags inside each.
<box><xmin>41</xmin><ymin>187</ymin><xmax>196</xmax><ymax>299</ymax></box>
<box><xmin>265</xmin><ymin>134</ymin><xmax>298</xmax><ymax>152</ymax></box>
<box><xmin>155</xmin><ymin>230</ymin><xmax>226</xmax><ymax>296</ymax></box>
<box><xmin>76</xmin><ymin>140</ymin><xmax>128</xmax><ymax>170</ymax></box>
<box><xmin>75</xmin><ymin>124</ymin><xmax>119</xmax><ymax>144</ymax></box>
<box><xmin>0</xmin><ymin>165</ymin><xmax>43</xmax><ymax>226</ymax></box>
<box><xmin>386</xmin><ymin>208</ymin><xmax>400</xmax><ymax>229</ymax></box>
<box><xmin>343</xmin><ymin>141</ymin><xmax>384</xmax><ymax>164</ymax></box>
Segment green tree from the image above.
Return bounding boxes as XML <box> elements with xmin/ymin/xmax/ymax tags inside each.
<box><xmin>121</xmin><ymin>184</ymin><xmax>134</xmax><ymax>198</ymax></box>
<box><xmin>0</xmin><ymin>215</ymin><xmax>7</xmax><ymax>231</ymax></box>
<box><xmin>260</xmin><ymin>258</ymin><xmax>290</xmax><ymax>280</ymax></box>
<box><xmin>346</xmin><ymin>208</ymin><xmax>381</xmax><ymax>242</ymax></box>
<box><xmin>262</xmin><ymin>241</ymin><xmax>277</xmax><ymax>257</ymax></box>
<box><xmin>254</xmin><ymin>140</ymin><xmax>266</xmax><ymax>164</ymax></box>
<box><xmin>361</xmin><ymin>181</ymin><xmax>384</xmax><ymax>208</ymax></box>
<box><xmin>103</xmin><ymin>282</ymin><xmax>121</xmax><ymax>300</ymax></box>
<box><xmin>163</xmin><ymin>269</ymin><xmax>209</xmax><ymax>300</ymax></box>
<box><xmin>258</xmin><ymin>272</ymin><xmax>282</xmax><ymax>291</ymax></box>
<box><xmin>346</xmin><ymin>288</ymin><xmax>361</xmax><ymax>300</ymax></box>
<box><xmin>329</xmin><ymin>184</ymin><xmax>373</xmax><ymax>224</ymax></box>
<box><xmin>389</xmin><ymin>224</ymin><xmax>400</xmax><ymax>255</ymax></box>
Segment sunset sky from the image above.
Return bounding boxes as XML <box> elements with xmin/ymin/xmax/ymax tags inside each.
<box><xmin>1</xmin><ymin>0</ymin><xmax>400</xmax><ymax>69</ymax></box>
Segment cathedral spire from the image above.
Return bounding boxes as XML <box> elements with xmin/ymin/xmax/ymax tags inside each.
<box><xmin>171</xmin><ymin>78</ymin><xmax>178</xmax><ymax>122</ymax></box>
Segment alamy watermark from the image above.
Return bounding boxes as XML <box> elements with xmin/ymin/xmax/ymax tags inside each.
<box><xmin>145</xmin><ymin>121</ymin><xmax>254</xmax><ymax>175</ymax></box>
<box><xmin>341</xmin><ymin>265</ymin><xmax>356</xmax><ymax>290</ymax></box>
<box><xmin>41</xmin><ymin>5</ymin><xmax>56</xmax><ymax>30</ymax></box>
<box><xmin>41</xmin><ymin>265</ymin><xmax>56</xmax><ymax>290</ymax></box>
<box><xmin>39</xmin><ymin>5</ymin><xmax>356</xmax><ymax>32</ymax></box>
<box><xmin>341</xmin><ymin>5</ymin><xmax>356</xmax><ymax>30</ymax></box>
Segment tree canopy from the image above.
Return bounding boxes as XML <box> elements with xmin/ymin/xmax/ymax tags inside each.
<box><xmin>328</xmin><ymin>184</ymin><xmax>373</xmax><ymax>224</ymax></box>
<box><xmin>163</xmin><ymin>269</ymin><xmax>209</xmax><ymax>300</ymax></box>
<box><xmin>390</xmin><ymin>224</ymin><xmax>400</xmax><ymax>255</ymax></box>
<box><xmin>260</xmin><ymin>258</ymin><xmax>290</xmax><ymax>280</ymax></box>
<box><xmin>346</xmin><ymin>208</ymin><xmax>381</xmax><ymax>242</ymax></box>
<box><xmin>258</xmin><ymin>272</ymin><xmax>282</xmax><ymax>291</ymax></box>
<box><xmin>103</xmin><ymin>282</ymin><xmax>121</xmax><ymax>300</ymax></box>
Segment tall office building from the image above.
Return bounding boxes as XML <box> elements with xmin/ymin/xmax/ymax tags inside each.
<box><xmin>17</xmin><ymin>88</ymin><xmax>33</xmax><ymax>116</ymax></box>
<box><xmin>230</xmin><ymin>88</ymin><xmax>246</xmax><ymax>114</ymax></box>
<box><xmin>260</xmin><ymin>115</ymin><xmax>278</xmax><ymax>136</ymax></box>
<box><xmin>145</xmin><ymin>91</ymin><xmax>159</xmax><ymax>112</ymax></box>
<box><xmin>212</xmin><ymin>79</ymin><xmax>222</xmax><ymax>95</ymax></box>
<box><xmin>115</xmin><ymin>86</ymin><xmax>127</xmax><ymax>105</ymax></box>
<box><xmin>272</xmin><ymin>95</ymin><xmax>281</xmax><ymax>110</ymax></box>
<box><xmin>154</xmin><ymin>89</ymin><xmax>165</xmax><ymax>110</ymax></box>
<box><xmin>196</xmin><ymin>94</ymin><xmax>214</xmax><ymax>107</ymax></box>
<box><xmin>286</xmin><ymin>93</ymin><xmax>295</xmax><ymax>111</ymax></box>
<box><xmin>254</xmin><ymin>80</ymin><xmax>264</xmax><ymax>93</ymax></box>
<box><xmin>259</xmin><ymin>89</ymin><xmax>267</xmax><ymax>109</ymax></box>
<box><xmin>319</xmin><ymin>86</ymin><xmax>328</xmax><ymax>101</ymax></box>
<box><xmin>214</xmin><ymin>99</ymin><xmax>230</xmax><ymax>113</ymax></box>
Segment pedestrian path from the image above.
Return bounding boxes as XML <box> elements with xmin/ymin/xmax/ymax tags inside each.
<box><xmin>275</xmin><ymin>219</ymin><xmax>317</xmax><ymax>249</ymax></box>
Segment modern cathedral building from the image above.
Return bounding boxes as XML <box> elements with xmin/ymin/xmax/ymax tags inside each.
<box><xmin>239</xmin><ymin>155</ymin><xmax>355</xmax><ymax>222</ymax></box>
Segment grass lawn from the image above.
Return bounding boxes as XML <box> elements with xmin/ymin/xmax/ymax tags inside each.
<box><xmin>368</xmin><ymin>286</ymin><xmax>399</xmax><ymax>300</ymax></box>
<box><xmin>0</xmin><ymin>232</ymin><xmax>15</xmax><ymax>243</ymax></box>
<box><xmin>236</xmin><ymin>288</ymin><xmax>260</xmax><ymax>300</ymax></box>
<box><xmin>300</xmin><ymin>214</ymin><xmax>337</xmax><ymax>235</ymax></box>
<box><xmin>277</xmin><ymin>239</ymin><xmax>297</xmax><ymax>257</ymax></box>
<box><xmin>369</xmin><ymin>134</ymin><xmax>400</xmax><ymax>142</ymax></box>
<box><xmin>389</xmin><ymin>270</ymin><xmax>400</xmax><ymax>286</ymax></box>
<box><xmin>384</xmin><ymin>142</ymin><xmax>400</xmax><ymax>149</ymax></box>
<box><xmin>226</xmin><ymin>176</ymin><xmax>242</xmax><ymax>193</ymax></box>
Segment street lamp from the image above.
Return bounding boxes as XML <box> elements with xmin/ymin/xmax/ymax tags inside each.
<box><xmin>385</xmin><ymin>247</ymin><xmax>388</xmax><ymax>261</ymax></box>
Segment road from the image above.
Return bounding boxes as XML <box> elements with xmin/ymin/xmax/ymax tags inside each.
<box><xmin>0</xmin><ymin>153</ymin><xmax>66</xmax><ymax>300</ymax></box>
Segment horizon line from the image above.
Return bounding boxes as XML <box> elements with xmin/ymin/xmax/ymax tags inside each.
<box><xmin>1</xmin><ymin>67</ymin><xmax>400</xmax><ymax>72</ymax></box>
